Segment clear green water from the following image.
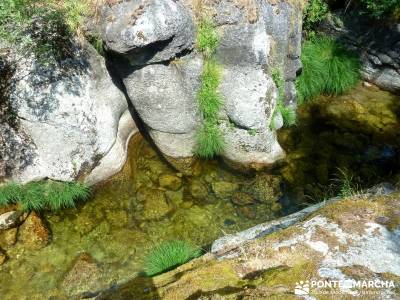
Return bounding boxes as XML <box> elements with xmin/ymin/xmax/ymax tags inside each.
<box><xmin>0</xmin><ymin>135</ymin><xmax>282</xmax><ymax>299</ymax></box>
<box><xmin>1</xmin><ymin>85</ymin><xmax>398</xmax><ymax>299</ymax></box>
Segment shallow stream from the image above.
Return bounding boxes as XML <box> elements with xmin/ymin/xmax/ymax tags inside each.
<box><xmin>0</xmin><ymin>84</ymin><xmax>399</xmax><ymax>299</ymax></box>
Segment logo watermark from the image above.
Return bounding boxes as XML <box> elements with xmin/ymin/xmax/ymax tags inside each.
<box><xmin>294</xmin><ymin>279</ymin><xmax>396</xmax><ymax>296</ymax></box>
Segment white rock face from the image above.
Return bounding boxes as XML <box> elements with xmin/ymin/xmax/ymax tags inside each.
<box><xmin>4</xmin><ymin>44</ymin><xmax>134</xmax><ymax>184</ymax></box>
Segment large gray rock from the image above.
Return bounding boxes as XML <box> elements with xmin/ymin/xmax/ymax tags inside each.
<box><xmin>101</xmin><ymin>0</ymin><xmax>195</xmax><ymax>65</ymax></box>
<box><xmin>100</xmin><ymin>0</ymin><xmax>303</xmax><ymax>170</ymax></box>
<box><xmin>1</xmin><ymin>42</ymin><xmax>134</xmax><ymax>183</ymax></box>
<box><xmin>260</xmin><ymin>0</ymin><xmax>303</xmax><ymax>105</ymax></box>
<box><xmin>122</xmin><ymin>55</ymin><xmax>202</xmax><ymax>133</ymax></box>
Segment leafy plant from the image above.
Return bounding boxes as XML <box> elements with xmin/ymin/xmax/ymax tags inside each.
<box><xmin>143</xmin><ymin>240</ymin><xmax>201</xmax><ymax>276</ymax></box>
<box><xmin>195</xmin><ymin>19</ymin><xmax>225</xmax><ymax>158</ymax></box>
<box><xmin>296</xmin><ymin>36</ymin><xmax>360</xmax><ymax>104</ymax></box>
<box><xmin>359</xmin><ymin>0</ymin><xmax>400</xmax><ymax>19</ymax></box>
<box><xmin>270</xmin><ymin>68</ymin><xmax>296</xmax><ymax>128</ymax></box>
<box><xmin>303</xmin><ymin>0</ymin><xmax>328</xmax><ymax>31</ymax></box>
<box><xmin>0</xmin><ymin>180</ymin><xmax>91</xmax><ymax>211</ymax></box>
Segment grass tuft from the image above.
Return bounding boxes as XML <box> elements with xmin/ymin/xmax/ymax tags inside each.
<box><xmin>195</xmin><ymin>121</ymin><xmax>225</xmax><ymax>159</ymax></box>
<box><xmin>0</xmin><ymin>180</ymin><xmax>90</xmax><ymax>211</ymax></box>
<box><xmin>196</xmin><ymin>19</ymin><xmax>219</xmax><ymax>57</ymax></box>
<box><xmin>197</xmin><ymin>60</ymin><xmax>222</xmax><ymax>121</ymax></box>
<box><xmin>195</xmin><ymin>19</ymin><xmax>225</xmax><ymax>158</ymax></box>
<box><xmin>334</xmin><ymin>168</ymin><xmax>359</xmax><ymax>198</ymax></box>
<box><xmin>143</xmin><ymin>240</ymin><xmax>201</xmax><ymax>276</ymax></box>
<box><xmin>296</xmin><ymin>37</ymin><xmax>360</xmax><ymax>104</ymax></box>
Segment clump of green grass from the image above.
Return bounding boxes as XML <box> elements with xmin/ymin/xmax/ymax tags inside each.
<box><xmin>196</xmin><ymin>121</ymin><xmax>225</xmax><ymax>159</ymax></box>
<box><xmin>296</xmin><ymin>37</ymin><xmax>360</xmax><ymax>104</ymax></box>
<box><xmin>0</xmin><ymin>180</ymin><xmax>90</xmax><ymax>211</ymax></box>
<box><xmin>270</xmin><ymin>68</ymin><xmax>296</xmax><ymax>129</ymax></box>
<box><xmin>197</xmin><ymin>60</ymin><xmax>222</xmax><ymax>121</ymax></box>
<box><xmin>195</xmin><ymin>20</ymin><xmax>225</xmax><ymax>158</ymax></box>
<box><xmin>143</xmin><ymin>240</ymin><xmax>202</xmax><ymax>276</ymax></box>
<box><xmin>196</xmin><ymin>19</ymin><xmax>219</xmax><ymax>57</ymax></box>
<box><xmin>334</xmin><ymin>168</ymin><xmax>359</xmax><ymax>198</ymax></box>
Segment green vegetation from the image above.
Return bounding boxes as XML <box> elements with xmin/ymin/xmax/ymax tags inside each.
<box><xmin>143</xmin><ymin>240</ymin><xmax>201</xmax><ymax>276</ymax></box>
<box><xmin>296</xmin><ymin>37</ymin><xmax>360</xmax><ymax>104</ymax></box>
<box><xmin>0</xmin><ymin>0</ymin><xmax>92</xmax><ymax>64</ymax></box>
<box><xmin>0</xmin><ymin>181</ymin><xmax>90</xmax><ymax>211</ymax></box>
<box><xmin>196</xmin><ymin>20</ymin><xmax>219</xmax><ymax>58</ymax></box>
<box><xmin>196</xmin><ymin>120</ymin><xmax>225</xmax><ymax>159</ymax></box>
<box><xmin>303</xmin><ymin>0</ymin><xmax>328</xmax><ymax>31</ymax></box>
<box><xmin>359</xmin><ymin>0</ymin><xmax>400</xmax><ymax>19</ymax></box>
<box><xmin>195</xmin><ymin>20</ymin><xmax>225</xmax><ymax>158</ymax></box>
<box><xmin>334</xmin><ymin>168</ymin><xmax>359</xmax><ymax>198</ymax></box>
<box><xmin>270</xmin><ymin>68</ymin><xmax>296</xmax><ymax>128</ymax></box>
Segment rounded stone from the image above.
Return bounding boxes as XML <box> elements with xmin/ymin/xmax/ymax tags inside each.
<box><xmin>231</xmin><ymin>192</ymin><xmax>256</xmax><ymax>206</ymax></box>
<box><xmin>159</xmin><ymin>174</ymin><xmax>183</xmax><ymax>191</ymax></box>
<box><xmin>18</xmin><ymin>212</ymin><xmax>51</xmax><ymax>250</ymax></box>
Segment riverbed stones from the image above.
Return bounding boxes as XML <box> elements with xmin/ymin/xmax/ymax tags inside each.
<box><xmin>0</xmin><ymin>227</ymin><xmax>18</xmax><ymax>248</ymax></box>
<box><xmin>62</xmin><ymin>252</ymin><xmax>102</xmax><ymax>296</ymax></box>
<box><xmin>159</xmin><ymin>174</ymin><xmax>182</xmax><ymax>191</ymax></box>
<box><xmin>212</xmin><ymin>181</ymin><xmax>240</xmax><ymax>198</ymax></box>
<box><xmin>18</xmin><ymin>212</ymin><xmax>51</xmax><ymax>250</ymax></box>
<box><xmin>189</xmin><ymin>179</ymin><xmax>208</xmax><ymax>199</ymax></box>
<box><xmin>136</xmin><ymin>188</ymin><xmax>172</xmax><ymax>220</ymax></box>
<box><xmin>231</xmin><ymin>192</ymin><xmax>256</xmax><ymax>206</ymax></box>
<box><xmin>247</xmin><ymin>174</ymin><xmax>282</xmax><ymax>204</ymax></box>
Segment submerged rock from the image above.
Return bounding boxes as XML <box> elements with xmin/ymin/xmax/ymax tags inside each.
<box><xmin>188</xmin><ymin>179</ymin><xmax>209</xmax><ymax>199</ymax></box>
<box><xmin>247</xmin><ymin>174</ymin><xmax>282</xmax><ymax>204</ymax></box>
<box><xmin>159</xmin><ymin>174</ymin><xmax>182</xmax><ymax>191</ymax></box>
<box><xmin>62</xmin><ymin>252</ymin><xmax>102</xmax><ymax>296</ymax></box>
<box><xmin>231</xmin><ymin>192</ymin><xmax>256</xmax><ymax>206</ymax></box>
<box><xmin>0</xmin><ymin>227</ymin><xmax>18</xmax><ymax>248</ymax></box>
<box><xmin>136</xmin><ymin>188</ymin><xmax>172</xmax><ymax>220</ymax></box>
<box><xmin>212</xmin><ymin>181</ymin><xmax>240</xmax><ymax>198</ymax></box>
<box><xmin>18</xmin><ymin>212</ymin><xmax>51</xmax><ymax>250</ymax></box>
